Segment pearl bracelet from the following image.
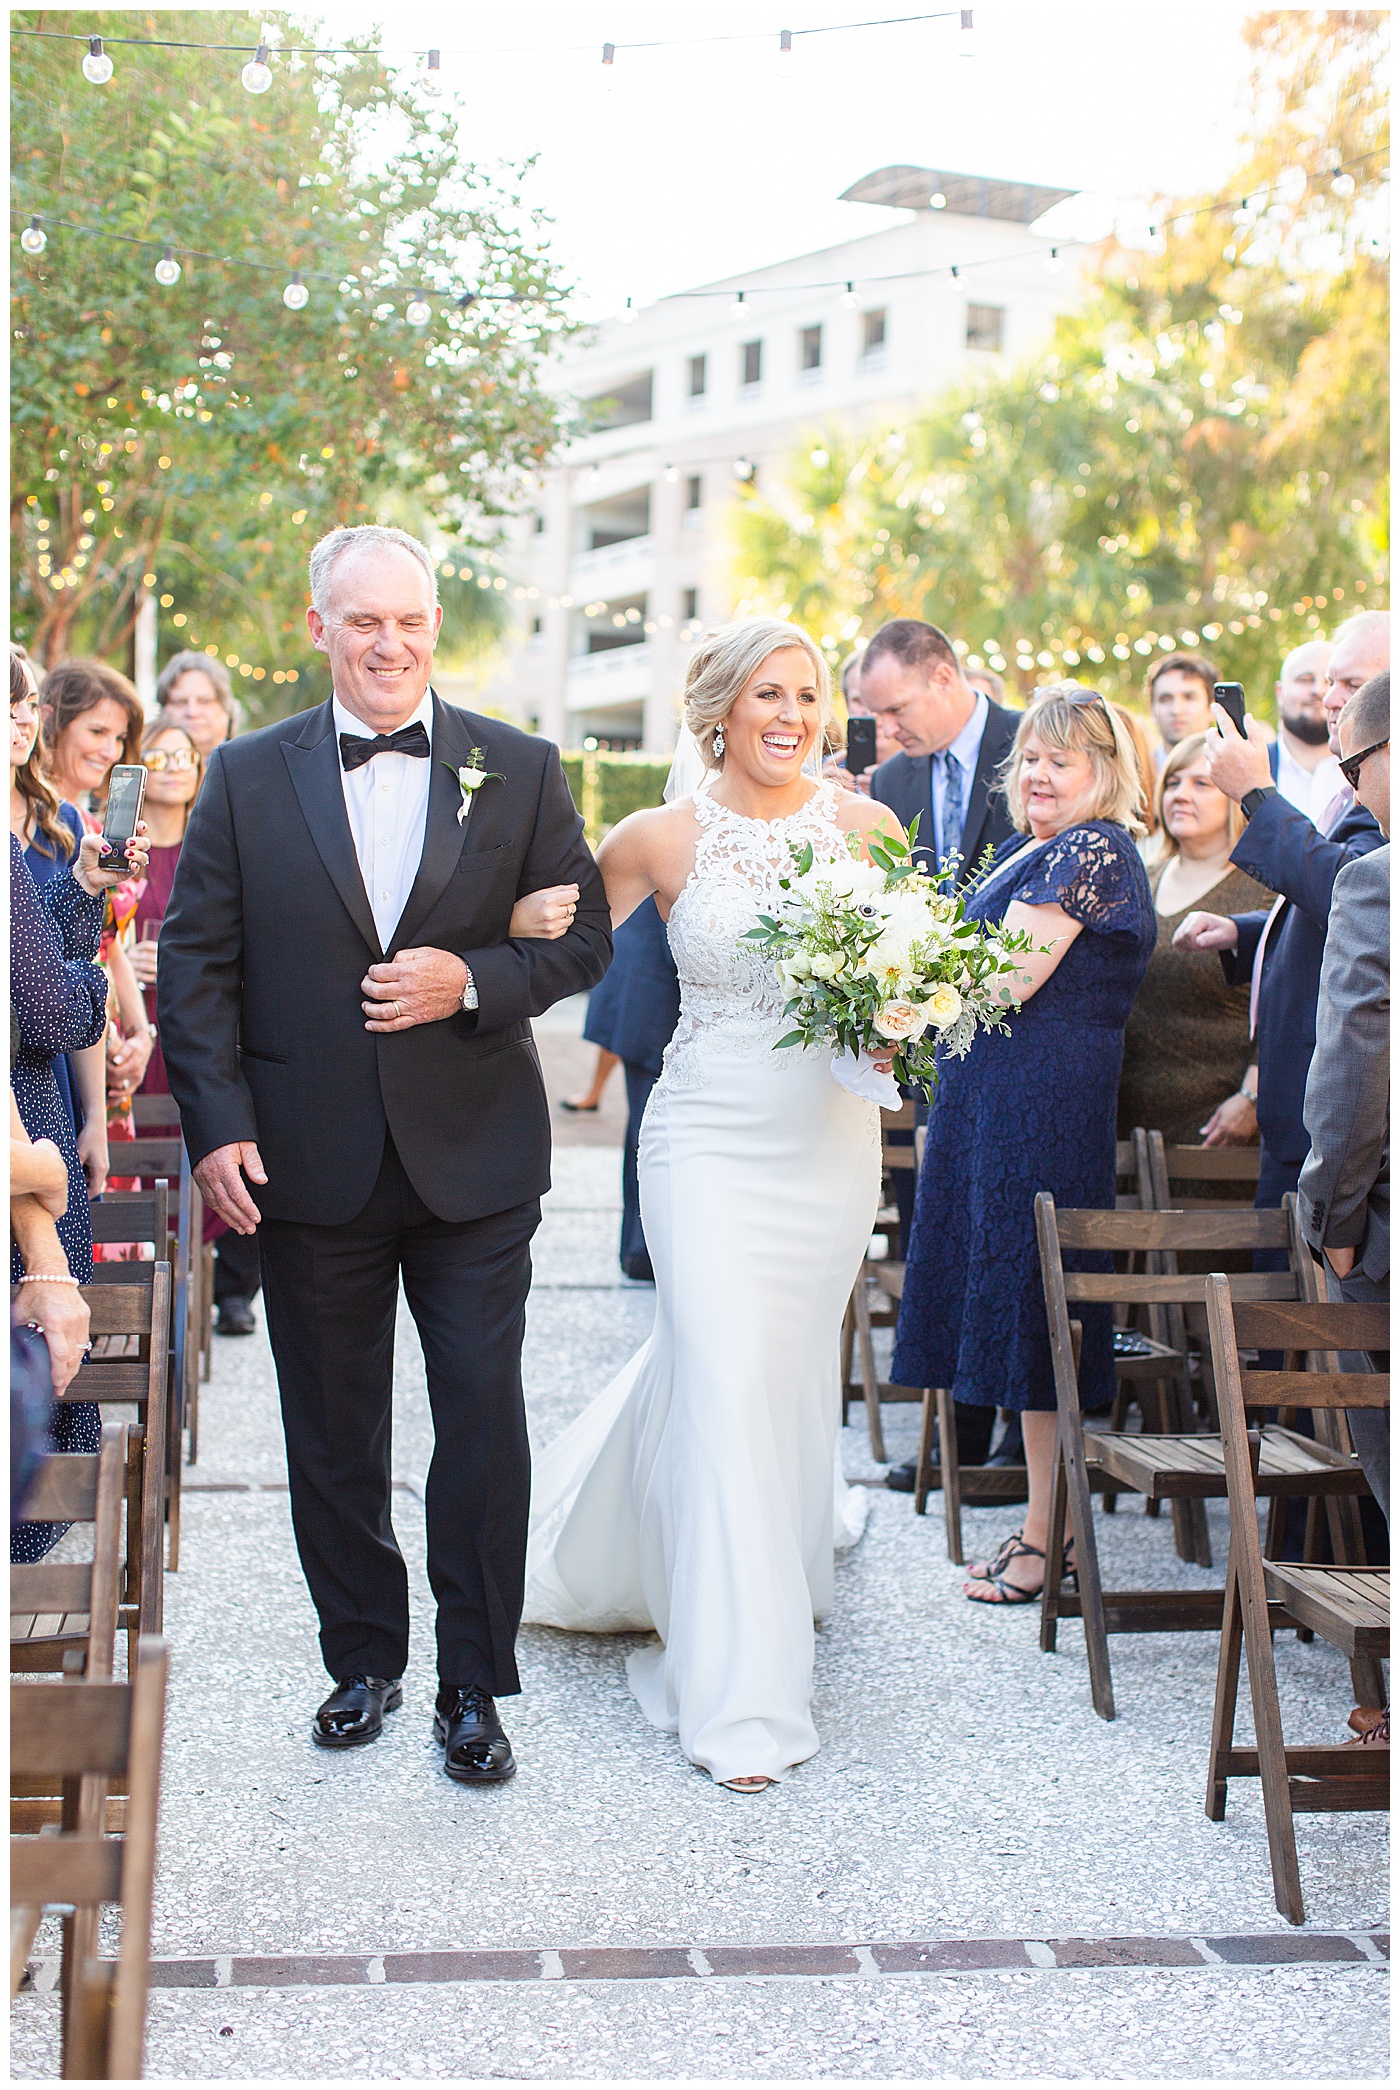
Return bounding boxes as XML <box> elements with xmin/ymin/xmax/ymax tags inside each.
<box><xmin>21</xmin><ymin>1272</ymin><xmax>81</xmax><ymax>1286</ymax></box>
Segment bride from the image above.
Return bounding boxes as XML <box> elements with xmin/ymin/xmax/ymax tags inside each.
<box><xmin>523</xmin><ymin>619</ymin><xmax>903</xmax><ymax>1791</ymax></box>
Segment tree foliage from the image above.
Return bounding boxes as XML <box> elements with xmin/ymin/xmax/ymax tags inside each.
<box><xmin>11</xmin><ymin>9</ymin><xmax>576</xmax><ymax>718</ymax></box>
<box><xmin>731</xmin><ymin>10</ymin><xmax>1388</xmax><ymax>707</ymax></box>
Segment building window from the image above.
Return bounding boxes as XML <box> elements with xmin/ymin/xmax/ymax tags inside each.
<box><xmin>580</xmin><ymin>370</ymin><xmax>653</xmax><ymax>429</ymax></box>
<box><xmin>531</xmin><ymin>616</ymin><xmax>543</xmax><ymax>635</ymax></box>
<box><xmin>682</xmin><ymin>588</ymin><xmax>698</xmax><ymax>623</ymax></box>
<box><xmin>688</xmin><ymin>353</ymin><xmax>707</xmax><ymax>398</ymax></box>
<box><xmin>533</xmin><ymin>510</ymin><xmax>547</xmax><ymax>534</ymax></box>
<box><xmin>800</xmin><ymin>324</ymin><xmax>822</xmax><ymax>371</ymax></box>
<box><xmin>966</xmin><ymin>303</ymin><xmax>1005</xmax><ymax>352</ymax></box>
<box><xmin>861</xmin><ymin>309</ymin><xmax>887</xmax><ymax>358</ymax></box>
<box><xmin>685</xmin><ymin>474</ymin><xmax>703</xmax><ymax>511</ymax></box>
<box><xmin>741</xmin><ymin>339</ymin><xmax>763</xmax><ymax>387</ymax></box>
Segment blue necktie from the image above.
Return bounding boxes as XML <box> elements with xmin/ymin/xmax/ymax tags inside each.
<box><xmin>939</xmin><ymin>749</ymin><xmax>966</xmax><ymax>862</ymax></box>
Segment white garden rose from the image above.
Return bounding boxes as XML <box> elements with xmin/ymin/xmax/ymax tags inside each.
<box><xmin>923</xmin><ymin>983</ymin><xmax>964</xmax><ymax>1029</ymax></box>
<box><xmin>808</xmin><ymin>950</ymin><xmax>845</xmax><ymax>980</ymax></box>
<box><xmin>873</xmin><ymin>999</ymin><xmax>930</xmax><ymax>1042</ymax></box>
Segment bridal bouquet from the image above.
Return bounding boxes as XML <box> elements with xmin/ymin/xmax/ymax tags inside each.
<box><xmin>744</xmin><ymin>825</ymin><xmax>1035</xmax><ymax>1102</ymax></box>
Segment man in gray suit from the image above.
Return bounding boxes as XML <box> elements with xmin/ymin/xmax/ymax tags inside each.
<box><xmin>1298</xmin><ymin>670</ymin><xmax>1390</xmax><ymax>1527</ymax></box>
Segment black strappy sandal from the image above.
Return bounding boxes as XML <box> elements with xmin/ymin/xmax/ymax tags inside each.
<box><xmin>964</xmin><ymin>1536</ymin><xmax>1047</xmax><ymax>1606</ymax></box>
<box><xmin>967</xmin><ymin>1530</ymin><xmax>1077</xmax><ymax>1590</ymax></box>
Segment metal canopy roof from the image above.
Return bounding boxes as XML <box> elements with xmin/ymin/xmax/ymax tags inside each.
<box><xmin>839</xmin><ymin>166</ymin><xmax>1077</xmax><ymax>222</ymax></box>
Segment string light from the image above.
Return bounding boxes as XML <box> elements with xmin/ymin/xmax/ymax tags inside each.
<box><xmin>599</xmin><ymin>40</ymin><xmax>616</xmax><ymax>89</ymax></box>
<box><xmin>405</xmin><ymin>291</ymin><xmax>433</xmax><ymax>326</ymax></box>
<box><xmin>731</xmin><ymin>289</ymin><xmax>747</xmax><ymax>318</ymax></box>
<box><xmin>240</xmin><ymin>42</ymin><xmax>273</xmax><ymax>93</ymax></box>
<box><xmin>422</xmin><ymin>47</ymin><xmax>442</xmax><ymax>95</ymax></box>
<box><xmin>81</xmin><ymin>34</ymin><xmax>113</xmax><ymax>84</ymax></box>
<box><xmin>1045</xmin><ymin>247</ymin><xmax>1063</xmax><ymax>274</ymax></box>
<box><xmin>929</xmin><ymin>191</ymin><xmax>947</xmax><ymax>209</ymax></box>
<box><xmin>733</xmin><ymin>457</ymin><xmax>755</xmax><ymax>481</ymax></box>
<box><xmin>153</xmin><ymin>244</ymin><xmax>182</xmax><ymax>287</ymax></box>
<box><xmin>1331</xmin><ymin>168</ymin><xmax>1356</xmax><ymax>198</ymax></box>
<box><xmin>282</xmin><ymin>271</ymin><xmax>309</xmax><ymax>309</ymax></box>
<box><xmin>840</xmin><ymin>281</ymin><xmax>859</xmax><ymax>309</ymax></box>
<box><xmin>20</xmin><ymin>217</ymin><xmax>47</xmax><ymax>255</ymax></box>
<box><xmin>619</xmin><ymin>296</ymin><xmax>637</xmax><ymax>325</ymax></box>
<box><xmin>959</xmin><ymin>9</ymin><xmax>975</xmax><ymax>57</ymax></box>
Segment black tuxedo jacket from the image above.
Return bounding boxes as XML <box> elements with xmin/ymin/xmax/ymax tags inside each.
<box><xmin>868</xmin><ymin>699</ymin><xmax>1019</xmax><ymax>879</ymax></box>
<box><xmin>157</xmin><ymin>694</ymin><xmax>611</xmax><ymax>1226</ymax></box>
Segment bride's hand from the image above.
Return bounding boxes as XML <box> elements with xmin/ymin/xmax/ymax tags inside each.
<box><xmin>869</xmin><ymin>1046</ymin><xmax>897</xmax><ymax>1074</ymax></box>
<box><xmin>509</xmin><ymin>884</ymin><xmax>579</xmax><ymax>940</ymax></box>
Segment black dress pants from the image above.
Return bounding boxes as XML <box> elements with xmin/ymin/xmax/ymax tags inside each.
<box><xmin>258</xmin><ymin>1136</ymin><xmax>539</xmax><ymax>1694</ymax></box>
<box><xmin>214</xmin><ymin>1227</ymin><xmax>263</xmax><ymax>1306</ymax></box>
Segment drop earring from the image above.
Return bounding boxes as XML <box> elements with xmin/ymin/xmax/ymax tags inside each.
<box><xmin>712</xmin><ymin>723</ymin><xmax>725</xmax><ymax>760</ymax></box>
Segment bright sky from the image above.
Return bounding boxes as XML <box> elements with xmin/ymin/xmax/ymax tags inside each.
<box><xmin>290</xmin><ymin>1</ymin><xmax>1262</xmax><ymax>315</ymax></box>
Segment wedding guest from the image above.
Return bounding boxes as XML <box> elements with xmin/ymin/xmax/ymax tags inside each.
<box><xmin>824</xmin><ymin>652</ymin><xmax>900</xmax><ymax>797</ymax></box>
<box><xmin>1118</xmin><ymin>734</ymin><xmax>1274</xmax><ymax>1147</ymax></box>
<box><xmin>128</xmin><ymin>720</ymin><xmax>203</xmax><ymax>1101</ymax></box>
<box><xmin>1272</xmin><ymin>638</ymin><xmax>1343</xmax><ymax>827</ymax></box>
<box><xmin>9</xmin><ymin>648</ymin><xmax>107</xmax><ymax>1192</ymax></box>
<box><xmin>579</xmin><ymin>897</ymin><xmax>681</xmax><ymax>1281</ymax></box>
<box><xmin>890</xmin><ymin>685</ymin><xmax>1155</xmax><ymax>1603</ymax></box>
<box><xmin>39</xmin><ymin>659</ymin><xmax>156</xmax><ymax>1124</ymax></box>
<box><xmin>11</xmin><ymin>810</ymin><xmax>147</xmax><ymax>1558</ymax></box>
<box><xmin>863</xmin><ymin>619</ymin><xmax>1018</xmax><ymax>880</ymax></box>
<box><xmin>1175</xmin><ymin>611</ymin><xmax>1388</xmax><ymax>1226</ymax></box>
<box><xmin>11</xmin><ymin>1089</ymin><xmax>91</xmax><ymax>1529</ymax></box>
<box><xmin>560</xmin><ymin>1048</ymin><xmax>619</xmax><ymax>1115</ymax></box>
<box><xmin>1147</xmin><ymin>651</ymin><xmax>1218</xmax><ymax>766</ymax></box>
<box><xmin>966</xmin><ymin>665</ymin><xmax>1006</xmax><ymax>706</ymax></box>
<box><xmin>155</xmin><ymin>650</ymin><xmax>242</xmax><ymax>758</ymax></box>
<box><xmin>1112</xmin><ymin>706</ymin><xmax>1162</xmax><ymax>853</ymax></box>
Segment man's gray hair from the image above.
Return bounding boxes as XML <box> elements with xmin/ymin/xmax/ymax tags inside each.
<box><xmin>308</xmin><ymin>525</ymin><xmax>439</xmax><ymax>617</ymax></box>
<box><xmin>1330</xmin><ymin>608</ymin><xmax>1390</xmax><ymax>653</ymax></box>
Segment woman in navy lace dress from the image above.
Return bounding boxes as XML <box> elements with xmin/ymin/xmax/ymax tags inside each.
<box><xmin>891</xmin><ymin>686</ymin><xmax>1156</xmax><ymax>1604</ymax></box>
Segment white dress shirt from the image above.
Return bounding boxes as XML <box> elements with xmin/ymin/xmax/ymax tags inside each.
<box><xmin>1274</xmin><ymin>735</ymin><xmax>1344</xmax><ymax>830</ymax></box>
<box><xmin>931</xmin><ymin>692</ymin><xmax>989</xmax><ymax>862</ymax></box>
<box><xmin>332</xmin><ymin>688</ymin><xmax>434</xmax><ymax>950</ymax></box>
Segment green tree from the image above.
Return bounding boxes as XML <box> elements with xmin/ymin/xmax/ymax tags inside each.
<box><xmin>733</xmin><ymin>10</ymin><xmax>1388</xmax><ymax>708</ymax></box>
<box><xmin>11</xmin><ymin>9</ymin><xmax>576</xmax><ymax>719</ymax></box>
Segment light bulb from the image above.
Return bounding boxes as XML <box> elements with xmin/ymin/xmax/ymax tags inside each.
<box><xmin>154</xmin><ymin>245</ymin><xmax>182</xmax><ymax>287</ymax></box>
<box><xmin>840</xmin><ymin>281</ymin><xmax>859</xmax><ymax>310</ymax></box>
<box><xmin>663</xmin><ymin>464</ymin><xmax>679</xmax><ymax>483</ymax></box>
<box><xmin>1331</xmin><ymin>168</ymin><xmax>1356</xmax><ymax>198</ymax></box>
<box><xmin>241</xmin><ymin>44</ymin><xmax>273</xmax><ymax>94</ymax></box>
<box><xmin>730</xmin><ymin>290</ymin><xmax>747</xmax><ymax>319</ymax></box>
<box><xmin>732</xmin><ymin>457</ymin><xmax>754</xmax><ymax>482</ymax></box>
<box><xmin>959</xmin><ymin>8</ymin><xmax>975</xmax><ymax>57</ymax></box>
<box><xmin>405</xmin><ymin>293</ymin><xmax>433</xmax><ymax>327</ymax></box>
<box><xmin>928</xmin><ymin>191</ymin><xmax>947</xmax><ymax>209</ymax></box>
<box><xmin>1045</xmin><ymin>247</ymin><xmax>1063</xmax><ymax>275</ymax></box>
<box><xmin>599</xmin><ymin>40</ymin><xmax>616</xmax><ymax>91</ymax></box>
<box><xmin>20</xmin><ymin>217</ymin><xmax>47</xmax><ymax>256</ymax></box>
<box><xmin>282</xmin><ymin>272</ymin><xmax>309</xmax><ymax>311</ymax></box>
<box><xmin>775</xmin><ymin>27</ymin><xmax>795</xmax><ymax>79</ymax></box>
<box><xmin>619</xmin><ymin>297</ymin><xmax>637</xmax><ymax>325</ymax></box>
<box><xmin>422</xmin><ymin>48</ymin><xmax>443</xmax><ymax>96</ymax></box>
<box><xmin>82</xmin><ymin>35</ymin><xmax>114</xmax><ymax>84</ymax></box>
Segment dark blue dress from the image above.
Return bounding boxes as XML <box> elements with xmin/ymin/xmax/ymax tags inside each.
<box><xmin>891</xmin><ymin>821</ymin><xmax>1156</xmax><ymax>1414</ymax></box>
<box><xmin>23</xmin><ymin>802</ymin><xmax>85</xmax><ymax>1132</ymax></box>
<box><xmin>10</xmin><ymin>834</ymin><xmax>109</xmax><ymax>1560</ymax></box>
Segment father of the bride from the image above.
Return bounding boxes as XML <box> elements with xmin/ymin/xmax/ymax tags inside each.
<box><xmin>158</xmin><ymin>524</ymin><xmax>611</xmax><ymax>1785</ymax></box>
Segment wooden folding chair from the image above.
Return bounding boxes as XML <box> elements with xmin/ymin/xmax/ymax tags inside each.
<box><xmin>57</xmin><ymin>1268</ymin><xmax>170</xmax><ymax>1670</ymax></box>
<box><xmin>129</xmin><ymin>1095</ymin><xmax>180</xmax><ymax>1132</ymax></box>
<box><xmin>10</xmin><ymin>1638</ymin><xmax>168</xmax><ymax>2077</ymax></box>
<box><xmin>1035</xmin><ymin>1196</ymin><xmax>1371</xmax><ymax>1720</ymax></box>
<box><xmin>1203</xmin><ymin>1283</ymin><xmax>1388</xmax><ymax>1925</ymax></box>
<box><xmin>844</xmin><ymin>1101</ymin><xmax>920</xmax><ymax>1461</ymax></box>
<box><xmin>10</xmin><ymin>1425</ymin><xmax>128</xmax><ymax>1683</ymax></box>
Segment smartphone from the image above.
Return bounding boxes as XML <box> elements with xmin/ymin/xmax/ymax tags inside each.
<box><xmin>101</xmin><ymin>764</ymin><xmax>147</xmax><ymax>872</ymax></box>
<box><xmin>1213</xmin><ymin>682</ymin><xmax>1248</xmax><ymax>736</ymax></box>
<box><xmin>845</xmin><ymin>715</ymin><xmax>878</xmax><ymax>775</ymax></box>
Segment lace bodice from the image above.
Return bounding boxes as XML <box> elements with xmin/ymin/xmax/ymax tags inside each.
<box><xmin>656</xmin><ymin>777</ymin><xmax>846</xmax><ymax>1092</ymax></box>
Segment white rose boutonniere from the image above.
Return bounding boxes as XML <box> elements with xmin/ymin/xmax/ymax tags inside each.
<box><xmin>445</xmin><ymin>748</ymin><xmax>505</xmax><ymax>828</ymax></box>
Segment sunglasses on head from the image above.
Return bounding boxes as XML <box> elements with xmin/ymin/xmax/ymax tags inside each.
<box><xmin>144</xmin><ymin>746</ymin><xmax>198</xmax><ymax>773</ymax></box>
<box><xmin>1338</xmin><ymin>735</ymin><xmax>1388</xmax><ymax>792</ymax></box>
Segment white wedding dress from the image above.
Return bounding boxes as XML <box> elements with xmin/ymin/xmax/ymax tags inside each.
<box><xmin>523</xmin><ymin>777</ymin><xmax>881</xmax><ymax>1784</ymax></box>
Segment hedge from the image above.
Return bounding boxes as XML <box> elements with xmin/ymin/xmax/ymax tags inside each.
<box><xmin>559</xmin><ymin>750</ymin><xmax>672</xmax><ymax>843</ymax></box>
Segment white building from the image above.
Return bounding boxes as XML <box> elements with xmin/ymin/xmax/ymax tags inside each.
<box><xmin>476</xmin><ymin>168</ymin><xmax>1087</xmax><ymax>751</ymax></box>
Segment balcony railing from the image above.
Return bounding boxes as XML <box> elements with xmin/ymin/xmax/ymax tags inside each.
<box><xmin>570</xmin><ymin>534</ymin><xmax>655</xmax><ymax>584</ymax></box>
<box><xmin>566</xmin><ymin>643</ymin><xmax>653</xmax><ymax>709</ymax></box>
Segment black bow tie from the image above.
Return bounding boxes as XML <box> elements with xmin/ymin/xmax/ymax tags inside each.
<box><xmin>338</xmin><ymin>720</ymin><xmax>431</xmax><ymax>771</ymax></box>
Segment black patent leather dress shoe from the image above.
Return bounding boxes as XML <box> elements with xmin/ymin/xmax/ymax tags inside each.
<box><xmin>216</xmin><ymin>1296</ymin><xmax>257</xmax><ymax>1336</ymax></box>
<box><xmin>434</xmin><ymin>1687</ymin><xmax>516</xmax><ymax>1785</ymax></box>
<box><xmin>313</xmin><ymin>1675</ymin><xmax>403</xmax><ymax>1749</ymax></box>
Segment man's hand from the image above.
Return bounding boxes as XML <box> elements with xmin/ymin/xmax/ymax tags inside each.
<box><xmin>1205</xmin><ymin>706</ymin><xmax>1273</xmax><ymax>804</ymax></box>
<box><xmin>1324</xmin><ymin>1244</ymin><xmax>1358</xmax><ymax>1279</ymax></box>
<box><xmin>1173</xmin><ymin>910</ymin><xmax>1239</xmax><ymax>953</ymax></box>
<box><xmin>1200</xmin><ymin>1091</ymin><xmax>1258</xmax><ymax>1147</ymax></box>
<box><xmin>361</xmin><ymin>947</ymin><xmax>469</xmax><ymax>1032</ymax></box>
<box><xmin>128</xmin><ymin>937</ymin><xmax>159</xmax><ymax>988</ymax></box>
<box><xmin>194</xmin><ymin>1141</ymin><xmax>267</xmax><ymax>1233</ymax></box>
<box><xmin>13</xmin><ymin>1280</ymin><xmax>92</xmax><ymax>1397</ymax></box>
<box><xmin>76</xmin><ymin>1116</ymin><xmax>109</xmax><ymax>1199</ymax></box>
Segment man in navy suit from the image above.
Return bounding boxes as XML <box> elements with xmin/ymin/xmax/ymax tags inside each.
<box><xmin>860</xmin><ymin>619</ymin><xmax>1019</xmax><ymax>884</ymax></box>
<box><xmin>1174</xmin><ymin>611</ymin><xmax>1389</xmax><ymax>1219</ymax></box>
<box><xmin>580</xmin><ymin>896</ymin><xmax>681</xmax><ymax>1281</ymax></box>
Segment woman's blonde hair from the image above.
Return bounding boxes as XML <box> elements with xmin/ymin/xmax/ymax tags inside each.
<box><xmin>1002</xmin><ymin>682</ymin><xmax>1146</xmax><ymax>835</ymax></box>
<box><xmin>1154</xmin><ymin>730</ymin><xmax>1245</xmax><ymax>858</ymax></box>
<box><xmin>1111</xmin><ymin>706</ymin><xmax>1160</xmax><ymax>837</ymax></box>
<box><xmin>682</xmin><ymin>618</ymin><xmax>831</xmax><ymax>769</ymax></box>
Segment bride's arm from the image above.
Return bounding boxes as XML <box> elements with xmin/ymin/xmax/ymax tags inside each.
<box><xmin>596</xmin><ymin>806</ymin><xmax>677</xmax><ymax>928</ymax></box>
<box><xmin>835</xmin><ymin>792</ymin><xmax>907</xmax><ymax>862</ymax></box>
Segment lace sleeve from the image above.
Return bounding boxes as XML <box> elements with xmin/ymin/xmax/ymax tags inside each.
<box><xmin>1014</xmin><ymin>824</ymin><xmax>1145</xmax><ymax>937</ymax></box>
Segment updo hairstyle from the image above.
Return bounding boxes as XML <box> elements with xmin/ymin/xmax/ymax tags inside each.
<box><xmin>1002</xmin><ymin>682</ymin><xmax>1147</xmax><ymax>835</ymax></box>
<box><xmin>681</xmin><ymin>618</ymin><xmax>832</xmax><ymax>770</ymax></box>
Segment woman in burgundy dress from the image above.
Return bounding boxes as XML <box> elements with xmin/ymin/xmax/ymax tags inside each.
<box><xmin>128</xmin><ymin>719</ymin><xmax>203</xmax><ymax>1093</ymax></box>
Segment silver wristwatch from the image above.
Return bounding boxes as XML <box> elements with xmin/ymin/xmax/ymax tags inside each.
<box><xmin>460</xmin><ymin>967</ymin><xmax>478</xmax><ymax>1013</ymax></box>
